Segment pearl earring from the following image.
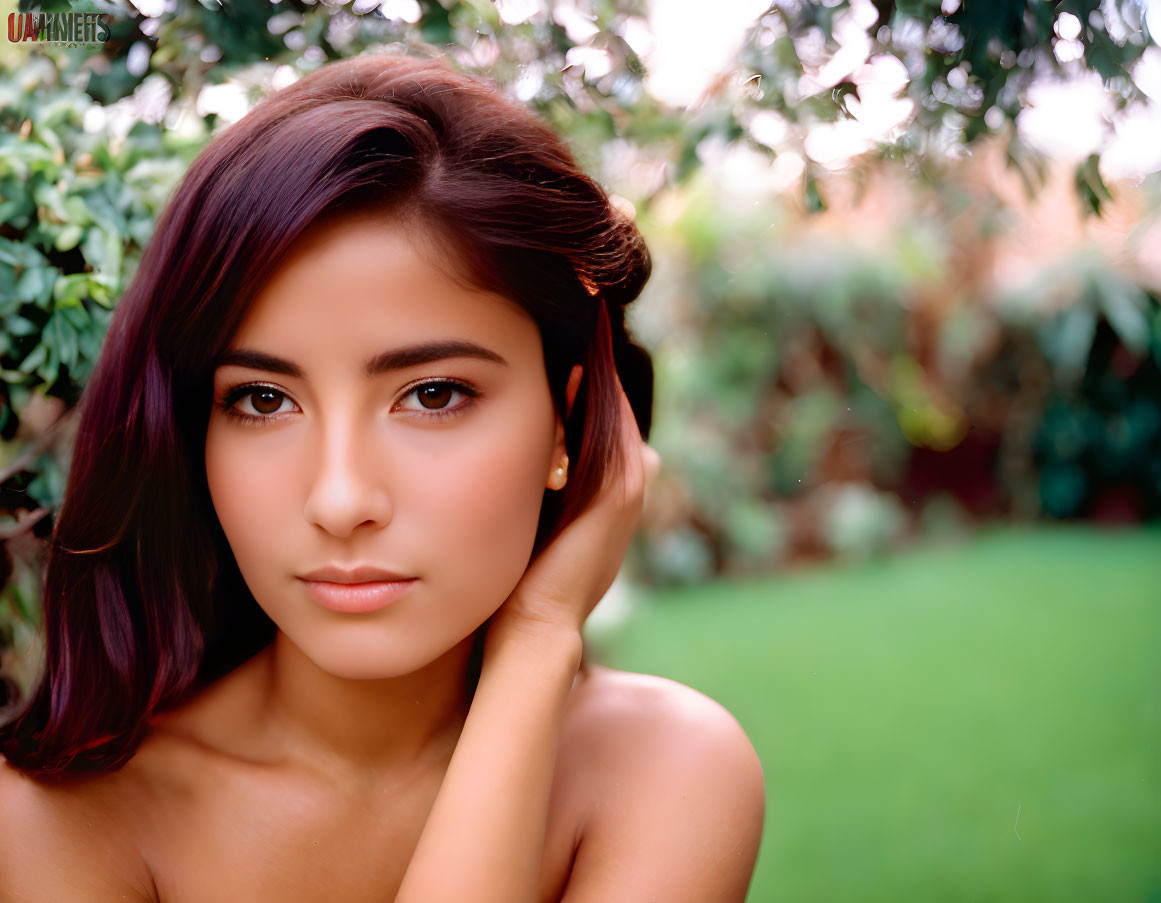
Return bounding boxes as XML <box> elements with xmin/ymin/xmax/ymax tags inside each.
<box><xmin>551</xmin><ymin>455</ymin><xmax>569</xmax><ymax>490</ymax></box>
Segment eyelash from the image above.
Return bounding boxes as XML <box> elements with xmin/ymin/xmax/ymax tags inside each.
<box><xmin>216</xmin><ymin>379</ymin><xmax>480</xmax><ymax>427</ymax></box>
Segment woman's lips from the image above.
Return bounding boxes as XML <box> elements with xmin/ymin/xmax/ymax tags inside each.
<box><xmin>299</xmin><ymin>577</ymin><xmax>417</xmax><ymax>613</ymax></box>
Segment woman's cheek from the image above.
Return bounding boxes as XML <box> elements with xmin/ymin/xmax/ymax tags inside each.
<box><xmin>419</xmin><ymin>433</ymin><xmax>549</xmax><ymax>599</ymax></box>
<box><xmin>205</xmin><ymin>436</ymin><xmax>287</xmax><ymax>567</ymax></box>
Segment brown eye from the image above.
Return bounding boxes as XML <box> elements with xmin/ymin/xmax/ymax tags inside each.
<box><xmin>220</xmin><ymin>385</ymin><xmax>299</xmax><ymax>422</ymax></box>
<box><xmin>416</xmin><ymin>383</ymin><xmax>454</xmax><ymax>410</ymax></box>
<box><xmin>397</xmin><ymin>380</ymin><xmax>479</xmax><ymax>419</ymax></box>
<box><xmin>250</xmin><ymin>389</ymin><xmax>285</xmax><ymax>415</ymax></box>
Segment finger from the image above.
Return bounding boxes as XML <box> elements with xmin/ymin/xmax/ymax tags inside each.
<box><xmin>641</xmin><ymin>443</ymin><xmax>661</xmax><ymax>509</ymax></box>
<box><xmin>642</xmin><ymin>443</ymin><xmax>661</xmax><ymax>484</ymax></box>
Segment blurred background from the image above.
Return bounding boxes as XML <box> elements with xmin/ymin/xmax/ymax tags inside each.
<box><xmin>1</xmin><ymin>0</ymin><xmax>1159</xmax><ymax>899</ymax></box>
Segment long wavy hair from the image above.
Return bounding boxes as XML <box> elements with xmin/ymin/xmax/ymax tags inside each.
<box><xmin>0</xmin><ymin>51</ymin><xmax>653</xmax><ymax>778</ymax></box>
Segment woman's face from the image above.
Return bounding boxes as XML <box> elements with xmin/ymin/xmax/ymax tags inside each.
<box><xmin>205</xmin><ymin>213</ymin><xmax>567</xmax><ymax>679</ymax></box>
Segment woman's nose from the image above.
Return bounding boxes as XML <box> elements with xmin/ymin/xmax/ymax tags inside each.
<box><xmin>302</xmin><ymin>418</ymin><xmax>392</xmax><ymax>538</ymax></box>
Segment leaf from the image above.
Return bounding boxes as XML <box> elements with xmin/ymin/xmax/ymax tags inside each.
<box><xmin>80</xmin><ymin>224</ymin><xmax>124</xmax><ymax>276</ymax></box>
<box><xmin>52</xmin><ymin>272</ymin><xmax>89</xmax><ymax>308</ymax></box>
<box><xmin>15</xmin><ymin>264</ymin><xmax>57</xmax><ymax>307</ymax></box>
<box><xmin>33</xmin><ymin>180</ymin><xmax>69</xmax><ymax>221</ymax></box>
<box><xmin>0</xmin><ymin>237</ymin><xmax>46</xmax><ymax>270</ymax></box>
<box><xmin>62</xmin><ymin>195</ymin><xmax>90</xmax><ymax>224</ymax></box>
<box><xmin>82</xmin><ymin>188</ymin><xmax>128</xmax><ymax>235</ymax></box>
<box><xmin>60</xmin><ymin>317</ymin><xmax>78</xmax><ymax>369</ymax></box>
<box><xmin>54</xmin><ymin>224</ymin><xmax>84</xmax><ymax>252</ymax></box>
<box><xmin>5</xmin><ymin>315</ymin><xmax>39</xmax><ymax>337</ymax></box>
<box><xmin>18</xmin><ymin>343</ymin><xmax>47</xmax><ymax>376</ymax></box>
<box><xmin>47</xmin><ymin>311</ymin><xmax>78</xmax><ymax>371</ymax></box>
<box><xmin>0</xmin><ymin>267</ymin><xmax>16</xmax><ymax>317</ymax></box>
<box><xmin>59</xmin><ymin>302</ymin><xmax>90</xmax><ymax>329</ymax></box>
<box><xmin>87</xmin><ymin>273</ymin><xmax>118</xmax><ymax>308</ymax></box>
<box><xmin>37</xmin><ymin>340</ymin><xmax>60</xmax><ymax>383</ymax></box>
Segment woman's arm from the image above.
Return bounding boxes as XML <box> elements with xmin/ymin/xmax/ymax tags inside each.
<box><xmin>391</xmin><ymin>622</ymin><xmax>582</xmax><ymax>903</ymax></box>
<box><xmin>394</xmin><ymin>377</ymin><xmax>657</xmax><ymax>903</ymax></box>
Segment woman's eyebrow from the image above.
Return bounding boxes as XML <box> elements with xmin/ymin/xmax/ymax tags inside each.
<box><xmin>214</xmin><ymin>340</ymin><xmax>509</xmax><ymax>378</ymax></box>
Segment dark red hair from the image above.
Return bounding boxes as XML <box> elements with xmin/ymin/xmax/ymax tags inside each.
<box><xmin>0</xmin><ymin>51</ymin><xmax>653</xmax><ymax>777</ymax></box>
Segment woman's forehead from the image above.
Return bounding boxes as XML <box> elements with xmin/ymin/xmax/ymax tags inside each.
<box><xmin>221</xmin><ymin>216</ymin><xmax>541</xmax><ymax>373</ymax></box>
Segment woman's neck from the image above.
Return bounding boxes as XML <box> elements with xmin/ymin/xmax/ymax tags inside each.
<box><xmin>252</xmin><ymin>630</ymin><xmax>476</xmax><ymax>781</ymax></box>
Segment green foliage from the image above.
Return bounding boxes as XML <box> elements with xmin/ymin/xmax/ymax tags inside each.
<box><xmin>0</xmin><ymin>55</ymin><xmax>191</xmax><ymax>662</ymax></box>
<box><xmin>737</xmin><ymin>1</ymin><xmax>1153</xmax><ymax>212</ymax></box>
<box><xmin>626</xmin><ymin>159</ymin><xmax>1161</xmax><ymax>585</ymax></box>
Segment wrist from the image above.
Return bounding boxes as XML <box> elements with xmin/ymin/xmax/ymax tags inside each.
<box><xmin>482</xmin><ymin>614</ymin><xmax>583</xmax><ymax>666</ymax></box>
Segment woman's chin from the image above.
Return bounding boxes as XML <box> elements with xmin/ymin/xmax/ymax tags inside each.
<box><xmin>282</xmin><ymin>628</ymin><xmax>478</xmax><ymax>682</ymax></box>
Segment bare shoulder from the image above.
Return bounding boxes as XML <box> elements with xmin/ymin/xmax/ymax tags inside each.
<box><xmin>0</xmin><ymin>659</ymin><xmax>265</xmax><ymax>902</ymax></box>
<box><xmin>0</xmin><ymin>757</ymin><xmax>156</xmax><ymax>902</ymax></box>
<box><xmin>557</xmin><ymin>663</ymin><xmax>766</xmax><ymax>903</ymax></box>
<box><xmin>568</xmin><ymin>662</ymin><xmax>765</xmax><ymax>784</ymax></box>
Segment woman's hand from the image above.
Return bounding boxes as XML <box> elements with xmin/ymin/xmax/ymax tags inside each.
<box><xmin>486</xmin><ymin>374</ymin><xmax>661</xmax><ymax>644</ymax></box>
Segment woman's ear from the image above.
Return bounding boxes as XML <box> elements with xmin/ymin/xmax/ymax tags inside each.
<box><xmin>548</xmin><ymin>365</ymin><xmax>582</xmax><ymax>490</ymax></box>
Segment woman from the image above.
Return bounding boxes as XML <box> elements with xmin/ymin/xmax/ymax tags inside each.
<box><xmin>0</xmin><ymin>52</ymin><xmax>765</xmax><ymax>901</ymax></box>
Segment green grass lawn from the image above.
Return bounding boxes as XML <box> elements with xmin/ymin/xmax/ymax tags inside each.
<box><xmin>592</xmin><ymin>525</ymin><xmax>1161</xmax><ymax>903</ymax></box>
